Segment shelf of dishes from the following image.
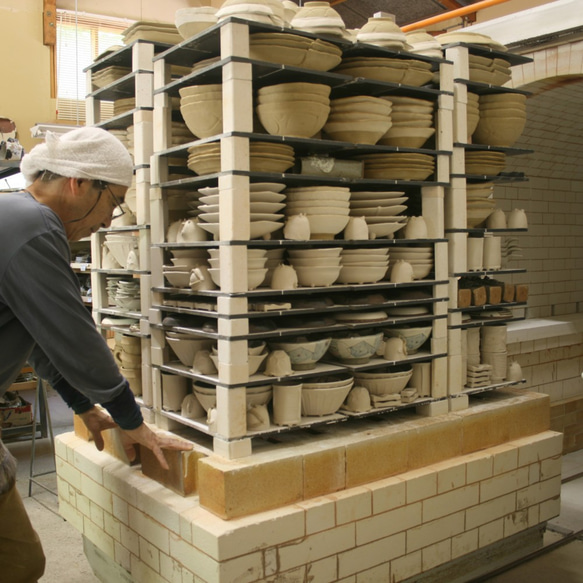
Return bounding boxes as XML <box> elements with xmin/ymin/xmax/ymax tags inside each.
<box><xmin>154</xmin><ymin>291</ymin><xmax>445</xmax><ymax>320</ymax></box>
<box><xmin>155</xmin><ymin>355</ymin><xmax>443</xmax><ymax>439</ymax></box>
<box><xmin>157</xmin><ymin>349</ymin><xmax>442</xmax><ymax>389</ymax></box>
<box><xmin>154</xmin><ymin>310</ymin><xmax>446</xmax><ymax>342</ymax></box>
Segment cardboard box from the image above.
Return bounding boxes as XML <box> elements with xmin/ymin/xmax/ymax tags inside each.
<box><xmin>0</xmin><ymin>396</ymin><xmax>33</xmax><ymax>428</ymax></box>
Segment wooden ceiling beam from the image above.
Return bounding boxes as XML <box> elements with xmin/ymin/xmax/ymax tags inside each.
<box><xmin>43</xmin><ymin>0</ymin><xmax>57</xmax><ymax>46</ymax></box>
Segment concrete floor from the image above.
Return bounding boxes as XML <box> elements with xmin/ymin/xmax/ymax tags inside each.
<box><xmin>4</xmin><ymin>385</ymin><xmax>583</xmax><ymax>583</ymax></box>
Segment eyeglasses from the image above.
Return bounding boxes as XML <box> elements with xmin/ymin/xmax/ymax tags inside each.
<box><xmin>96</xmin><ymin>181</ymin><xmax>125</xmax><ymax>219</ymax></box>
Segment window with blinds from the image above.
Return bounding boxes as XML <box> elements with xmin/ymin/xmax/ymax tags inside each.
<box><xmin>56</xmin><ymin>10</ymin><xmax>133</xmax><ymax>123</ymax></box>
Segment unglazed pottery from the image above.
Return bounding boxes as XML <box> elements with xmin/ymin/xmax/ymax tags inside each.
<box><xmin>272</xmin><ymin>383</ymin><xmax>302</xmax><ymax>426</ymax></box>
<box><xmin>161</xmin><ymin>373</ymin><xmax>189</xmax><ymax>412</ymax></box>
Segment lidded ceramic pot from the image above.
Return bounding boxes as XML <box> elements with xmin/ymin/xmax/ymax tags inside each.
<box><xmin>356</xmin><ymin>13</ymin><xmax>407</xmax><ymax>49</ymax></box>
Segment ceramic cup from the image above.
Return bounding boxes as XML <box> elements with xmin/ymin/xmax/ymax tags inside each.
<box><xmin>273</xmin><ymin>383</ymin><xmax>302</xmax><ymax>426</ymax></box>
<box><xmin>284</xmin><ymin>214</ymin><xmax>311</xmax><ymax>240</ymax></box>
<box><xmin>483</xmin><ymin>236</ymin><xmax>501</xmax><ymax>270</ymax></box>
<box><xmin>190</xmin><ymin>265</ymin><xmax>217</xmax><ymax>291</ymax></box>
<box><xmin>383</xmin><ymin>336</ymin><xmax>408</xmax><ymax>360</ymax></box>
<box><xmin>344</xmin><ymin>216</ymin><xmax>369</xmax><ymax>240</ymax></box>
<box><xmin>161</xmin><ymin>373</ymin><xmax>189</xmax><ymax>411</ymax></box>
<box><xmin>467</xmin><ymin>237</ymin><xmax>484</xmax><ymax>271</ymax></box>
<box><xmin>390</xmin><ymin>260</ymin><xmax>414</xmax><ymax>283</ymax></box>
<box><xmin>270</xmin><ymin>264</ymin><xmax>298</xmax><ymax>290</ymax></box>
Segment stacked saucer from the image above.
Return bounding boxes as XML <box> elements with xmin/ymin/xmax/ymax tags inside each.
<box><xmin>465</xmin><ymin>150</ymin><xmax>506</xmax><ymax>176</ymax></box>
<box><xmin>290</xmin><ymin>1</ymin><xmax>347</xmax><ymax>38</ymax></box>
<box><xmin>337</xmin><ymin>247</ymin><xmax>389</xmax><ymax>284</ymax></box>
<box><xmin>249</xmin><ymin>32</ymin><xmax>342</xmax><ymax>72</ymax></box>
<box><xmin>323</xmin><ymin>95</ymin><xmax>392</xmax><ymax>144</ymax></box>
<box><xmin>187</xmin><ymin>141</ymin><xmax>295</xmax><ymax>176</ymax></box>
<box><xmin>334</xmin><ymin>56</ymin><xmax>409</xmax><ymax>84</ymax></box>
<box><xmin>355</xmin><ymin>15</ymin><xmax>407</xmax><ymax>49</ymax></box>
<box><xmin>287</xmin><ymin>247</ymin><xmax>342</xmax><ymax>287</ymax></box>
<box><xmin>389</xmin><ymin>246</ymin><xmax>433</xmax><ymax>279</ymax></box>
<box><xmin>113</xmin><ymin>98</ymin><xmax>136</xmax><ymax>117</ymax></box>
<box><xmin>216</xmin><ymin>0</ymin><xmax>286</xmax><ymax>27</ymax></box>
<box><xmin>284</xmin><ymin>186</ymin><xmax>350</xmax><ymax>239</ymax></box>
<box><xmin>122</xmin><ymin>21</ymin><xmax>182</xmax><ymax>45</ymax></box>
<box><xmin>378</xmin><ymin>96</ymin><xmax>435</xmax><ymax>148</ymax></box>
<box><xmin>107</xmin><ymin>277</ymin><xmax>141</xmax><ymax>312</ymax></box>
<box><xmin>359</xmin><ymin>152</ymin><xmax>435</xmax><ymax>181</ymax></box>
<box><xmin>92</xmin><ymin>66</ymin><xmax>130</xmax><ymax>89</ymax></box>
<box><xmin>349</xmin><ymin>190</ymin><xmax>408</xmax><ymax>238</ymax></box>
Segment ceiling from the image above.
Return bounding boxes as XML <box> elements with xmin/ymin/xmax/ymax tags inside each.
<box><xmin>328</xmin><ymin>0</ymin><xmax>483</xmax><ymax>29</ymax></box>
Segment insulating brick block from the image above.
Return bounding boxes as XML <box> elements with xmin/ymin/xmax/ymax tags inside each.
<box><xmin>141</xmin><ymin>447</ymin><xmax>207</xmax><ymax>497</ymax></box>
<box><xmin>73</xmin><ymin>414</ymin><xmax>92</xmax><ymax>442</ymax></box>
<box><xmin>303</xmin><ymin>447</ymin><xmax>346</xmax><ymax>499</ymax></box>
<box><xmin>198</xmin><ymin>455</ymin><xmax>303</xmax><ymax>519</ymax></box>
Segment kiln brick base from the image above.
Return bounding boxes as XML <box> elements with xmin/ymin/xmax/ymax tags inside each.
<box><xmin>56</xmin><ymin>390</ymin><xmax>562</xmax><ymax>582</ymax></box>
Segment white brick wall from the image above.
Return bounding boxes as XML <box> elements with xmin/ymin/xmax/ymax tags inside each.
<box><xmin>496</xmin><ymin>42</ymin><xmax>583</xmax><ymax>319</ymax></box>
<box><xmin>55</xmin><ymin>430</ymin><xmax>562</xmax><ymax>583</ymax></box>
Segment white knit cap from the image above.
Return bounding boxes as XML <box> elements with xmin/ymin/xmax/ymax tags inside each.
<box><xmin>20</xmin><ymin>127</ymin><xmax>134</xmax><ymax>187</ymax></box>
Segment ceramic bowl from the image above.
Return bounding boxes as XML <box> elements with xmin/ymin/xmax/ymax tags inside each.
<box><xmin>209</xmin><ymin>351</ymin><xmax>267</xmax><ymax>376</ymax></box>
<box><xmin>384</xmin><ymin>325</ymin><xmax>432</xmax><ymax>354</ymax></box>
<box><xmin>256</xmin><ymin>101</ymin><xmax>330</xmax><ymax>138</ymax></box>
<box><xmin>327</xmin><ymin>332</ymin><xmax>383</xmax><ymax>364</ymax></box>
<box><xmin>193</xmin><ymin>383</ymin><xmax>272</xmax><ymax>411</ymax></box>
<box><xmin>354</xmin><ymin>366</ymin><xmax>413</xmax><ymax>396</ymax></box>
<box><xmin>163</xmin><ymin>270</ymin><xmax>192</xmax><ymax>288</ymax></box>
<box><xmin>294</xmin><ymin>265</ymin><xmax>341</xmax><ymax>287</ymax></box>
<box><xmin>269</xmin><ymin>337</ymin><xmax>332</xmax><ymax>370</ymax></box>
<box><xmin>472</xmin><ymin>116</ymin><xmax>526</xmax><ymax>147</ymax></box>
<box><xmin>179</xmin><ymin>84</ymin><xmax>222</xmax><ymax>99</ymax></box>
<box><xmin>378</xmin><ymin>127</ymin><xmax>435</xmax><ymax>148</ymax></box>
<box><xmin>301</xmin><ymin>383</ymin><xmax>353</xmax><ymax>416</ymax></box>
<box><xmin>180</xmin><ymin>101</ymin><xmax>222</xmax><ymax>138</ymax></box>
<box><xmin>336</xmin><ymin>265</ymin><xmax>388</xmax><ymax>284</ymax></box>
<box><xmin>175</xmin><ymin>7</ymin><xmax>218</xmax><ymax>40</ymax></box>
<box><xmin>208</xmin><ymin>267</ymin><xmax>268</xmax><ymax>290</ymax></box>
<box><xmin>166</xmin><ymin>336</ymin><xmax>214</xmax><ymax>367</ymax></box>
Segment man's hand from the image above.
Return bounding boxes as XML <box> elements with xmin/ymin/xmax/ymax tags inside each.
<box><xmin>120</xmin><ymin>423</ymin><xmax>193</xmax><ymax>470</ymax></box>
<box><xmin>78</xmin><ymin>406</ymin><xmax>118</xmax><ymax>451</ymax></box>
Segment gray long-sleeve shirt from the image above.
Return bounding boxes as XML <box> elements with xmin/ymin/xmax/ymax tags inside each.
<box><xmin>0</xmin><ymin>191</ymin><xmax>141</xmax><ymax>429</ymax></box>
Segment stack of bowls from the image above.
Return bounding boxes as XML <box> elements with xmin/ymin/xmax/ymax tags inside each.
<box><xmin>174</xmin><ymin>6</ymin><xmax>217</xmax><ymax>40</ymax></box>
<box><xmin>389</xmin><ymin>246</ymin><xmax>433</xmax><ymax>279</ymax></box>
<box><xmin>113</xmin><ymin>98</ymin><xmax>136</xmax><ymax>117</ymax></box>
<box><xmin>378</xmin><ymin>96</ymin><xmax>435</xmax><ymax>148</ymax></box>
<box><xmin>263</xmin><ymin>247</ymin><xmax>286</xmax><ymax>286</ymax></box>
<box><xmin>405</xmin><ymin>29</ymin><xmax>443</xmax><ymax>59</ymax></box>
<box><xmin>256</xmin><ymin>82</ymin><xmax>331</xmax><ymax>138</ymax></box>
<box><xmin>356</xmin><ymin>15</ymin><xmax>407</xmax><ymax>49</ymax></box>
<box><xmin>268</xmin><ymin>336</ymin><xmax>332</xmax><ymax>371</ymax></box>
<box><xmin>92</xmin><ymin>66</ymin><xmax>130</xmax><ymax>89</ymax></box>
<box><xmin>466</xmin><ymin>181</ymin><xmax>496</xmax><ymax>228</ymax></box>
<box><xmin>327</xmin><ymin>332</ymin><xmax>384</xmax><ymax>365</ymax></box>
<box><xmin>465</xmin><ymin>150</ymin><xmax>506</xmax><ymax>176</ymax></box>
<box><xmin>323</xmin><ymin>96</ymin><xmax>392</xmax><ymax>144</ymax></box>
<box><xmin>210</xmin><ymin>343</ymin><xmax>268</xmax><ymax>376</ymax></box>
<box><xmin>179</xmin><ymin>84</ymin><xmax>222</xmax><ymax>139</ymax></box>
<box><xmin>469</xmin><ymin>54</ymin><xmax>512</xmax><ymax>86</ymax></box>
<box><xmin>349</xmin><ymin>190</ymin><xmax>409</xmax><ymax>238</ymax></box>
<box><xmin>466</xmin><ymin>93</ymin><xmax>480</xmax><ymax>140</ymax></box>
<box><xmin>290</xmin><ymin>1</ymin><xmax>347</xmax><ymax>38</ymax></box>
<box><xmin>107</xmin><ymin>277</ymin><xmax>141</xmax><ymax>312</ymax></box>
<box><xmin>103</xmin><ymin>232</ymin><xmax>138</xmax><ymax>269</ymax></box>
<box><xmin>193</xmin><ymin>382</ymin><xmax>272</xmax><ymax>412</ymax></box>
<box><xmin>207</xmin><ymin>248</ymin><xmax>268</xmax><ymax>291</ymax></box>
<box><xmin>472</xmin><ymin>93</ymin><xmax>527</xmax><ymax>147</ymax></box>
<box><xmin>334</xmin><ymin>56</ymin><xmax>409</xmax><ymax>84</ymax></box>
<box><xmin>287</xmin><ymin>247</ymin><xmax>342</xmax><ymax>287</ymax></box>
<box><xmin>435</xmin><ymin>30</ymin><xmax>508</xmax><ymax>53</ymax></box>
<box><xmin>337</xmin><ymin>248</ymin><xmax>389</xmax><ymax>284</ymax></box>
<box><xmin>216</xmin><ymin>0</ymin><xmax>285</xmax><ymax>27</ymax></box>
<box><xmin>354</xmin><ymin>365</ymin><xmax>413</xmax><ymax>396</ymax></box>
<box><xmin>249</xmin><ymin>32</ymin><xmax>342</xmax><ymax>72</ymax></box>
<box><xmin>301</xmin><ymin>374</ymin><xmax>354</xmax><ymax>416</ymax></box>
<box><xmin>359</xmin><ymin>152</ymin><xmax>435</xmax><ymax>181</ymax></box>
<box><xmin>384</xmin><ymin>325</ymin><xmax>433</xmax><ymax>354</ymax></box>
<box><xmin>284</xmin><ymin>186</ymin><xmax>351</xmax><ymax>239</ymax></box>
<box><xmin>163</xmin><ymin>251</ymin><xmax>207</xmax><ymax>288</ymax></box>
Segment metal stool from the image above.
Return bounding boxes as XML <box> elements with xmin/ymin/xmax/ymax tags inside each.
<box><xmin>28</xmin><ymin>378</ymin><xmax>56</xmax><ymax>497</ymax></box>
